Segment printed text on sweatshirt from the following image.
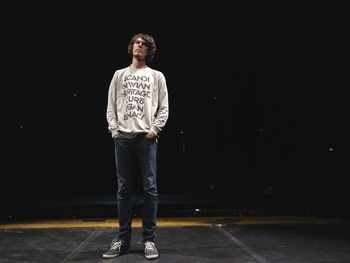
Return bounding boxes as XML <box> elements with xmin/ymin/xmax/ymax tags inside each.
<box><xmin>106</xmin><ymin>66</ymin><xmax>169</xmax><ymax>138</ymax></box>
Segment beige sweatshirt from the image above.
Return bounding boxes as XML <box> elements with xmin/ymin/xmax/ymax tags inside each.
<box><xmin>106</xmin><ymin>65</ymin><xmax>169</xmax><ymax>138</ymax></box>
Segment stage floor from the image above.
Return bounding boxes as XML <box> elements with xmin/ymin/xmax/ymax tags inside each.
<box><xmin>1</xmin><ymin>216</ymin><xmax>350</xmax><ymax>262</ymax></box>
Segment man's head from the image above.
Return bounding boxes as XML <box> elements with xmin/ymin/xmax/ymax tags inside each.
<box><xmin>128</xmin><ymin>33</ymin><xmax>157</xmax><ymax>63</ymax></box>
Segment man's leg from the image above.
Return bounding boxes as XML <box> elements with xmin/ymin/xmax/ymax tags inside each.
<box><xmin>102</xmin><ymin>137</ymin><xmax>133</xmax><ymax>258</ymax></box>
<box><xmin>136</xmin><ymin>136</ymin><xmax>159</xmax><ymax>259</ymax></box>
<box><xmin>115</xmin><ymin>137</ymin><xmax>133</xmax><ymax>244</ymax></box>
<box><xmin>136</xmin><ymin>136</ymin><xmax>158</xmax><ymax>243</ymax></box>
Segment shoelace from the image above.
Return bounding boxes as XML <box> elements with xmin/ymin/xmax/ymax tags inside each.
<box><xmin>145</xmin><ymin>241</ymin><xmax>156</xmax><ymax>251</ymax></box>
<box><xmin>111</xmin><ymin>241</ymin><xmax>122</xmax><ymax>250</ymax></box>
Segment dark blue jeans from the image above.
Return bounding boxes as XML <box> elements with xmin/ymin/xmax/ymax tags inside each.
<box><xmin>114</xmin><ymin>134</ymin><xmax>158</xmax><ymax>243</ymax></box>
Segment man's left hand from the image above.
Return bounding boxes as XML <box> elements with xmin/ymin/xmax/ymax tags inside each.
<box><xmin>145</xmin><ymin>130</ymin><xmax>156</xmax><ymax>139</ymax></box>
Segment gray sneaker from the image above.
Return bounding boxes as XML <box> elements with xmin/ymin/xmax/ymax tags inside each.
<box><xmin>102</xmin><ymin>240</ymin><xmax>130</xmax><ymax>258</ymax></box>
<box><xmin>144</xmin><ymin>241</ymin><xmax>159</xmax><ymax>259</ymax></box>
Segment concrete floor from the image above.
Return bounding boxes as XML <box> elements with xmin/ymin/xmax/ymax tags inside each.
<box><xmin>1</xmin><ymin>216</ymin><xmax>350</xmax><ymax>262</ymax></box>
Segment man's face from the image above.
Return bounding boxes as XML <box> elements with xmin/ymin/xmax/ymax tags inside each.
<box><xmin>132</xmin><ymin>37</ymin><xmax>148</xmax><ymax>61</ymax></box>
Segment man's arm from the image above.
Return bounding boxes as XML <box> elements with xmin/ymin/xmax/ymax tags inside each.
<box><xmin>150</xmin><ymin>72</ymin><xmax>169</xmax><ymax>135</ymax></box>
<box><xmin>106</xmin><ymin>72</ymin><xmax>119</xmax><ymax>138</ymax></box>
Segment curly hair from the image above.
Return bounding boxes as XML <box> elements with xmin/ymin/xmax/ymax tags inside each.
<box><xmin>127</xmin><ymin>33</ymin><xmax>157</xmax><ymax>62</ymax></box>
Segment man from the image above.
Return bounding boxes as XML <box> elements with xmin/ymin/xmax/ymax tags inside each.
<box><xmin>103</xmin><ymin>33</ymin><xmax>169</xmax><ymax>259</ymax></box>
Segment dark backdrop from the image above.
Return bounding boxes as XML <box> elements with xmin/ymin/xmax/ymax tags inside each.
<box><xmin>2</xmin><ymin>2</ymin><xmax>349</xmax><ymax>217</ymax></box>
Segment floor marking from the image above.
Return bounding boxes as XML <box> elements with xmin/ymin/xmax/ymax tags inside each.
<box><xmin>217</xmin><ymin>226</ymin><xmax>271</xmax><ymax>263</ymax></box>
<box><xmin>60</xmin><ymin>229</ymin><xmax>97</xmax><ymax>263</ymax></box>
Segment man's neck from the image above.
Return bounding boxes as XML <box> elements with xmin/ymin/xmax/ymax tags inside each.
<box><xmin>131</xmin><ymin>57</ymin><xmax>147</xmax><ymax>69</ymax></box>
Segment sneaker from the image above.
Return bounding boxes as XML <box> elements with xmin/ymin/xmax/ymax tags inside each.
<box><xmin>102</xmin><ymin>240</ymin><xmax>130</xmax><ymax>258</ymax></box>
<box><xmin>144</xmin><ymin>241</ymin><xmax>159</xmax><ymax>259</ymax></box>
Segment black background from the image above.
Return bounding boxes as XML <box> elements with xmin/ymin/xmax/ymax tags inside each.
<box><xmin>2</xmin><ymin>2</ymin><xmax>349</xmax><ymax>216</ymax></box>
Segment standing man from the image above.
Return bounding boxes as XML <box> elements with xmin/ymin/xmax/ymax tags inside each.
<box><xmin>103</xmin><ymin>33</ymin><xmax>169</xmax><ymax>260</ymax></box>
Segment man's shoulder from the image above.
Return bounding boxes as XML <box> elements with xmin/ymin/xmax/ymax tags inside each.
<box><xmin>114</xmin><ymin>66</ymin><xmax>129</xmax><ymax>74</ymax></box>
<box><xmin>147</xmin><ymin>67</ymin><xmax>165</xmax><ymax>77</ymax></box>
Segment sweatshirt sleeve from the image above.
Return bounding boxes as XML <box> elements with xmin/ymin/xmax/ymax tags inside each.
<box><xmin>106</xmin><ymin>71</ymin><xmax>119</xmax><ymax>136</ymax></box>
<box><xmin>150</xmin><ymin>72</ymin><xmax>169</xmax><ymax>135</ymax></box>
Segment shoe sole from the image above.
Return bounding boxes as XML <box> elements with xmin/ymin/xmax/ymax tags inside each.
<box><xmin>102</xmin><ymin>249</ymin><xmax>129</xmax><ymax>258</ymax></box>
<box><xmin>102</xmin><ymin>253</ymin><xmax>119</xmax><ymax>258</ymax></box>
<box><xmin>145</xmin><ymin>254</ymin><xmax>159</xmax><ymax>259</ymax></box>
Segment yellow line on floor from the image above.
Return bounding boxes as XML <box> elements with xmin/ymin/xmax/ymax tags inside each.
<box><xmin>0</xmin><ymin>216</ymin><xmax>348</xmax><ymax>229</ymax></box>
